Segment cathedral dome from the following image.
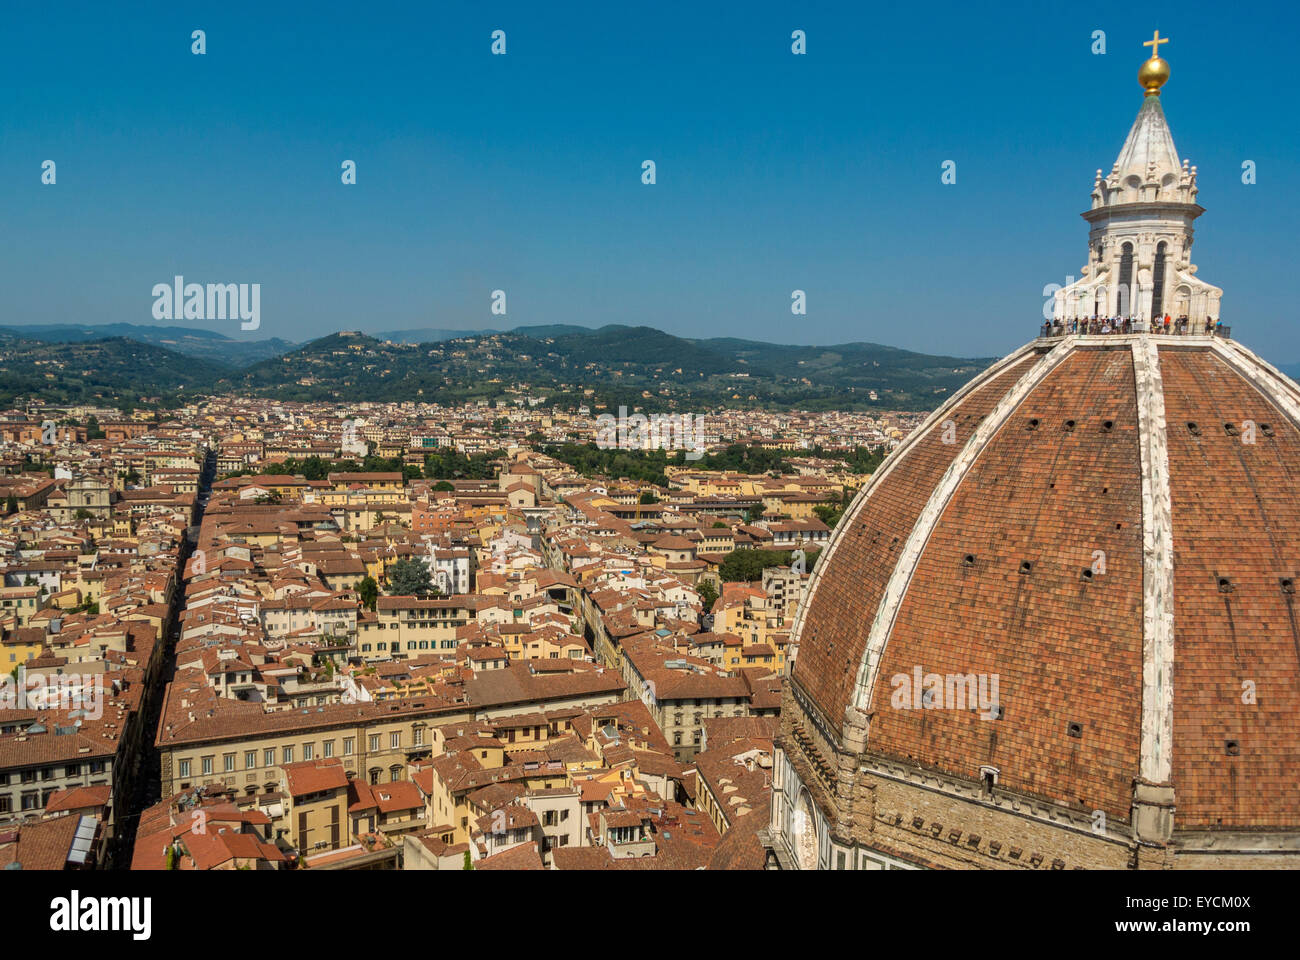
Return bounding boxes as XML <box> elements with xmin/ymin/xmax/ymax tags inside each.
<box><xmin>768</xmin><ymin>334</ymin><xmax>1300</xmax><ymax>870</ymax></box>
<box><xmin>764</xmin><ymin>37</ymin><xmax>1299</xmax><ymax>871</ymax></box>
<box><xmin>786</xmin><ymin>335</ymin><xmax>1300</xmax><ymax>841</ymax></box>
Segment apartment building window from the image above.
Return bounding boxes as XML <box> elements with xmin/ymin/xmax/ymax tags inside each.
<box><xmin>369</xmin><ymin>735</ymin><xmax>380</xmax><ymax>752</ymax></box>
<box><xmin>282</xmin><ymin>747</ymin><xmax>294</xmax><ymax>764</ymax></box>
<box><xmin>245</xmin><ymin>751</ymin><xmax>256</xmax><ymax>770</ymax></box>
<box><xmin>264</xmin><ymin>748</ymin><xmax>275</xmax><ymax>767</ymax></box>
<box><xmin>90</xmin><ymin>760</ymin><xmax>105</xmax><ymax>774</ymax></box>
<box><xmin>0</xmin><ymin>797</ymin><xmax>9</xmax><ymax>814</ymax></box>
<box><xmin>224</xmin><ymin>754</ymin><xmax>235</xmax><ymax>773</ymax></box>
<box><xmin>343</xmin><ymin>737</ymin><xmax>354</xmax><ymax>756</ymax></box>
<box><xmin>323</xmin><ymin>740</ymin><xmax>334</xmax><ymax>758</ymax></box>
<box><xmin>412</xmin><ymin>727</ymin><xmax>424</xmax><ymax>747</ymax></box>
<box><xmin>178</xmin><ymin>759</ymin><xmax>191</xmax><ymax>778</ymax></box>
<box><xmin>21</xmin><ymin>793</ymin><xmax>38</xmax><ymax>811</ymax></box>
<box><xmin>303</xmin><ymin>743</ymin><xmax>314</xmax><ymax>761</ymax></box>
<box><xmin>390</xmin><ymin>732</ymin><xmax>400</xmax><ymax>749</ymax></box>
<box><xmin>201</xmin><ymin>757</ymin><xmax>213</xmax><ymax>776</ymax></box>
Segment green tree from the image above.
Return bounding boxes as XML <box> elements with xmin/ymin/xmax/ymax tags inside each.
<box><xmin>423</xmin><ymin>449</ymin><xmax>503</xmax><ymax>480</ymax></box>
<box><xmin>5</xmin><ymin>496</ymin><xmax>17</xmax><ymax>515</ymax></box>
<box><xmin>292</xmin><ymin>455</ymin><xmax>333</xmax><ymax>481</ymax></box>
<box><xmin>813</xmin><ymin>503</ymin><xmax>843</xmax><ymax>528</ymax></box>
<box><xmin>432</xmin><ymin>480</ymin><xmax>455</xmax><ymax>492</ymax></box>
<box><xmin>639</xmin><ymin>490</ymin><xmax>659</xmax><ymax>504</ymax></box>
<box><xmin>718</xmin><ymin>548</ymin><xmax>821</xmax><ymax>583</ymax></box>
<box><xmin>387</xmin><ymin>558</ymin><xmax>433</xmax><ymax>595</ymax></box>
<box><xmin>357</xmin><ymin>575</ymin><xmax>379</xmax><ymax>611</ymax></box>
<box><xmin>698</xmin><ymin>579</ymin><xmax>719</xmax><ymax>613</ymax></box>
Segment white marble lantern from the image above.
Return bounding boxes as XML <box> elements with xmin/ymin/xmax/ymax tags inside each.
<box><xmin>1054</xmin><ymin>51</ymin><xmax>1222</xmax><ymax>326</ymax></box>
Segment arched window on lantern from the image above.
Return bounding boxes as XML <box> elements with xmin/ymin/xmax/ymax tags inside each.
<box><xmin>1152</xmin><ymin>241</ymin><xmax>1168</xmax><ymax>318</ymax></box>
<box><xmin>1118</xmin><ymin>243</ymin><xmax>1135</xmax><ymax>315</ymax></box>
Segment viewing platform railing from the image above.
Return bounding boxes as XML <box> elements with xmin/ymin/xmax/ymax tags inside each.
<box><xmin>1039</xmin><ymin>319</ymin><xmax>1231</xmax><ymax>340</ymax></box>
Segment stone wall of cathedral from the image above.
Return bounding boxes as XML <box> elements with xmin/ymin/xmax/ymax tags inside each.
<box><xmin>769</xmin><ymin>683</ymin><xmax>1300</xmax><ymax>869</ymax></box>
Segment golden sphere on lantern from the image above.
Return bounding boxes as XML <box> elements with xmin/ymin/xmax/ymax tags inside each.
<box><xmin>1139</xmin><ymin>56</ymin><xmax>1170</xmax><ymax>96</ymax></box>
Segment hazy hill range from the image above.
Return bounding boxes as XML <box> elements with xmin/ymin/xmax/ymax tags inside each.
<box><xmin>0</xmin><ymin>332</ymin><xmax>227</xmax><ymax>408</ymax></box>
<box><xmin>0</xmin><ymin>321</ymin><xmax>993</xmax><ymax>412</ymax></box>
<box><xmin>215</xmin><ymin>325</ymin><xmax>993</xmax><ymax>411</ymax></box>
<box><xmin>0</xmin><ymin>323</ymin><xmax>295</xmax><ymax>367</ymax></box>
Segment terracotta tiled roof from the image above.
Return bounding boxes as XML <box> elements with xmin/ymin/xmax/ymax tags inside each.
<box><xmin>792</xmin><ymin>340</ymin><xmax>1300</xmax><ymax>831</ymax></box>
<box><xmin>475</xmin><ymin>840</ymin><xmax>543</xmax><ymax>870</ymax></box>
<box><xmin>282</xmin><ymin>757</ymin><xmax>349</xmax><ymax>797</ymax></box>
<box><xmin>707</xmin><ymin>809</ymin><xmax>767</xmax><ymax>870</ymax></box>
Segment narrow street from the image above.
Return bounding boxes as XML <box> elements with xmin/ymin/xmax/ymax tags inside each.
<box><xmin>105</xmin><ymin>447</ymin><xmax>214</xmax><ymax>868</ymax></box>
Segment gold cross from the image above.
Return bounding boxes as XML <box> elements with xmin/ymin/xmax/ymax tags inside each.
<box><xmin>1143</xmin><ymin>30</ymin><xmax>1169</xmax><ymax>60</ymax></box>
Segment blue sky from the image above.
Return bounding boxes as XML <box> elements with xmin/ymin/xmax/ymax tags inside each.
<box><xmin>2</xmin><ymin>0</ymin><xmax>1297</xmax><ymax>362</ymax></box>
